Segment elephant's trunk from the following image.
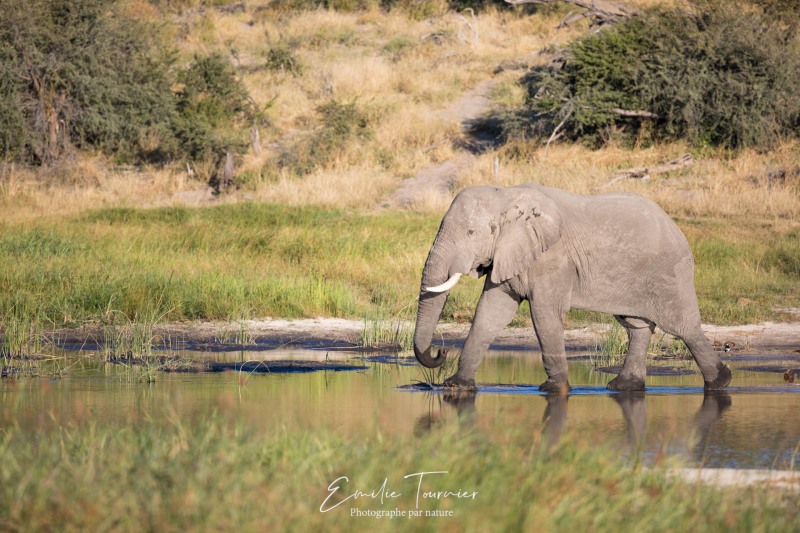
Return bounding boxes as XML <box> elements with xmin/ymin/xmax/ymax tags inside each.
<box><xmin>413</xmin><ymin>238</ymin><xmax>467</xmax><ymax>368</ymax></box>
<box><xmin>414</xmin><ymin>290</ymin><xmax>449</xmax><ymax>368</ymax></box>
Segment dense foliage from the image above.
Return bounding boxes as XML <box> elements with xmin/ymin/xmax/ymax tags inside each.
<box><xmin>0</xmin><ymin>0</ymin><xmax>254</xmax><ymax>167</ymax></box>
<box><xmin>525</xmin><ymin>1</ymin><xmax>800</xmax><ymax>149</ymax></box>
<box><xmin>173</xmin><ymin>54</ymin><xmax>254</xmax><ymax>163</ymax></box>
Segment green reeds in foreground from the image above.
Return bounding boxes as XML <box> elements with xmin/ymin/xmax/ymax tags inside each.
<box><xmin>0</xmin><ymin>415</ymin><xmax>797</xmax><ymax>531</ymax></box>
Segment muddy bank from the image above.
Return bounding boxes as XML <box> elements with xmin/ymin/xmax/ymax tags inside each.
<box><xmin>54</xmin><ymin>318</ymin><xmax>800</xmax><ymax>355</ymax></box>
<box><xmin>105</xmin><ymin>354</ymin><xmax>370</xmax><ymax>374</ymax></box>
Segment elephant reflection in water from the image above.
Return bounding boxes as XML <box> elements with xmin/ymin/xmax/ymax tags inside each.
<box><xmin>418</xmin><ymin>390</ymin><xmax>731</xmax><ymax>459</ymax></box>
<box><xmin>413</xmin><ymin>392</ymin><xmax>477</xmax><ymax>438</ymax></box>
<box><xmin>540</xmin><ymin>392</ymin><xmax>731</xmax><ymax>455</ymax></box>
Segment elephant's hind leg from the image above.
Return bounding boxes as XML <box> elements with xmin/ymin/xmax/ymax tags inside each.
<box><xmin>680</xmin><ymin>328</ymin><xmax>732</xmax><ymax>390</ymax></box>
<box><xmin>607</xmin><ymin>316</ymin><xmax>654</xmax><ymax>391</ymax></box>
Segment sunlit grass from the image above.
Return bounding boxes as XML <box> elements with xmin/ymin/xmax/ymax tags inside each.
<box><xmin>360</xmin><ymin>304</ymin><xmax>415</xmax><ymax>351</ymax></box>
<box><xmin>0</xmin><ymin>203</ymin><xmax>797</xmax><ymax>331</ymax></box>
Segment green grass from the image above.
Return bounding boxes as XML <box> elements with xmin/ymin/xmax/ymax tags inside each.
<box><xmin>0</xmin><ymin>204</ymin><xmax>435</xmax><ymax>326</ymax></box>
<box><xmin>0</xmin><ymin>414</ymin><xmax>796</xmax><ymax>531</ymax></box>
<box><xmin>0</xmin><ymin>205</ymin><xmax>797</xmax><ymax>332</ymax></box>
<box><xmin>592</xmin><ymin>321</ymin><xmax>693</xmax><ymax>371</ymax></box>
<box><xmin>360</xmin><ymin>304</ymin><xmax>415</xmax><ymax>350</ymax></box>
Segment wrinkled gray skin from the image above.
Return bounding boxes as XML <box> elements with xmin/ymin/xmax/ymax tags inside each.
<box><xmin>413</xmin><ymin>184</ymin><xmax>732</xmax><ymax>393</ymax></box>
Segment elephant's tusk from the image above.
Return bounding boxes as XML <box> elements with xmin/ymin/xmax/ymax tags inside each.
<box><xmin>425</xmin><ymin>273</ymin><xmax>462</xmax><ymax>293</ymax></box>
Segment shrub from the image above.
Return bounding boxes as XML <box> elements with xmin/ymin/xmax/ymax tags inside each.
<box><xmin>758</xmin><ymin>0</ymin><xmax>800</xmax><ymax>22</ymax></box>
<box><xmin>524</xmin><ymin>1</ymin><xmax>800</xmax><ymax>149</ymax></box>
<box><xmin>265</xmin><ymin>46</ymin><xmax>303</xmax><ymax>75</ymax></box>
<box><xmin>0</xmin><ymin>1</ymin><xmax>256</xmax><ymax>170</ymax></box>
<box><xmin>279</xmin><ymin>99</ymin><xmax>371</xmax><ymax>175</ymax></box>
<box><xmin>172</xmin><ymin>54</ymin><xmax>255</xmax><ymax>164</ymax></box>
<box><xmin>0</xmin><ymin>0</ymin><xmax>179</xmax><ymax>165</ymax></box>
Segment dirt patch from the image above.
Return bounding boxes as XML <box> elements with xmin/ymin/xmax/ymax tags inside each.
<box><xmin>383</xmin><ymin>78</ymin><xmax>500</xmax><ymax>208</ymax></box>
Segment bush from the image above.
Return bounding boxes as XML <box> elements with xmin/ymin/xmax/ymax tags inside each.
<box><xmin>0</xmin><ymin>0</ymin><xmax>178</xmax><ymax>165</ymax></box>
<box><xmin>172</xmin><ymin>54</ymin><xmax>255</xmax><ymax>164</ymax></box>
<box><xmin>279</xmin><ymin>99</ymin><xmax>370</xmax><ymax>175</ymax></box>
<box><xmin>524</xmin><ymin>1</ymin><xmax>800</xmax><ymax>149</ymax></box>
<box><xmin>265</xmin><ymin>46</ymin><xmax>303</xmax><ymax>75</ymax></box>
<box><xmin>0</xmin><ymin>0</ymin><xmax>255</xmax><ymax>170</ymax></box>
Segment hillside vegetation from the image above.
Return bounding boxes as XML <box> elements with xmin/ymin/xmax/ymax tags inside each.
<box><xmin>0</xmin><ymin>0</ymin><xmax>797</xmax><ymax>329</ymax></box>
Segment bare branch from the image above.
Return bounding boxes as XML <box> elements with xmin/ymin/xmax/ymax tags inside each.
<box><xmin>544</xmin><ymin>101</ymin><xmax>574</xmax><ymax>154</ymax></box>
<box><xmin>611</xmin><ymin>108</ymin><xmax>663</xmax><ymax>119</ymax></box>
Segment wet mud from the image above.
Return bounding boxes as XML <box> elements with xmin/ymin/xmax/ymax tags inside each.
<box><xmin>107</xmin><ymin>355</ymin><xmax>369</xmax><ymax>374</ymax></box>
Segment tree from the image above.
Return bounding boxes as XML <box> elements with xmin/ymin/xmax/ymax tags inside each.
<box><xmin>0</xmin><ymin>0</ymin><xmax>178</xmax><ymax>165</ymax></box>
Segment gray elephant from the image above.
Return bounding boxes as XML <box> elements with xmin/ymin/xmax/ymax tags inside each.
<box><xmin>413</xmin><ymin>184</ymin><xmax>732</xmax><ymax>393</ymax></box>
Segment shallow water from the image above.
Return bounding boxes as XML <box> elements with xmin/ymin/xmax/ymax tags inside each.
<box><xmin>3</xmin><ymin>344</ymin><xmax>800</xmax><ymax>470</ymax></box>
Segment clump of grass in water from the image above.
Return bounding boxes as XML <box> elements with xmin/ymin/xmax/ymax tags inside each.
<box><xmin>0</xmin><ymin>312</ymin><xmax>47</xmax><ymax>378</ymax></box>
<box><xmin>594</xmin><ymin>322</ymin><xmax>628</xmax><ymax>365</ymax></box>
<box><xmin>101</xmin><ymin>306</ymin><xmax>172</xmax><ymax>382</ymax></box>
<box><xmin>593</xmin><ymin>322</ymin><xmax>694</xmax><ymax>370</ymax></box>
<box><xmin>360</xmin><ymin>305</ymin><xmax>413</xmax><ymax>351</ymax></box>
<box><xmin>414</xmin><ymin>347</ymin><xmax>459</xmax><ymax>389</ymax></box>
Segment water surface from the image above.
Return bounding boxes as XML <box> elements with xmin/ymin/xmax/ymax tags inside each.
<box><xmin>3</xmin><ymin>343</ymin><xmax>799</xmax><ymax>470</ymax></box>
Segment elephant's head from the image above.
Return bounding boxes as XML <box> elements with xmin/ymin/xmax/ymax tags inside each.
<box><xmin>414</xmin><ymin>185</ymin><xmax>564</xmax><ymax>367</ymax></box>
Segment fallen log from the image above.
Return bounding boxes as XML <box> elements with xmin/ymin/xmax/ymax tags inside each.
<box><xmin>505</xmin><ymin>0</ymin><xmax>637</xmax><ymax>27</ymax></box>
<box><xmin>604</xmin><ymin>153</ymin><xmax>693</xmax><ymax>187</ymax></box>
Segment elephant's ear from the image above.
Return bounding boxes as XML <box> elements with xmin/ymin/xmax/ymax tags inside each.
<box><xmin>491</xmin><ymin>190</ymin><xmax>563</xmax><ymax>284</ymax></box>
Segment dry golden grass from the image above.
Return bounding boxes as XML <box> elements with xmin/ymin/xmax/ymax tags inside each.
<box><xmin>455</xmin><ymin>142</ymin><xmax>800</xmax><ymax>223</ymax></box>
<box><xmin>3</xmin><ymin>1</ymin><xmax>798</xmax><ymax>231</ymax></box>
<box><xmin>0</xmin><ymin>161</ymin><xmax>209</xmax><ymax>224</ymax></box>
<box><xmin>181</xmin><ymin>5</ymin><xmax>585</xmax><ymax>208</ymax></box>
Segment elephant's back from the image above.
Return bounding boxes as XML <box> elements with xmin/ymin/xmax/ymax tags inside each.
<box><xmin>513</xmin><ymin>184</ymin><xmax>690</xmax><ymax>256</ymax></box>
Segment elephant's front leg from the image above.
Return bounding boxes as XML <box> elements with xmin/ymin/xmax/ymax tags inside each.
<box><xmin>443</xmin><ymin>281</ymin><xmax>521</xmax><ymax>391</ymax></box>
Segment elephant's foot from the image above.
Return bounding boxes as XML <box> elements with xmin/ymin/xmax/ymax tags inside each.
<box><xmin>538</xmin><ymin>379</ymin><xmax>572</xmax><ymax>395</ymax></box>
<box><xmin>607</xmin><ymin>374</ymin><xmax>646</xmax><ymax>392</ymax></box>
<box><xmin>704</xmin><ymin>362</ymin><xmax>732</xmax><ymax>390</ymax></box>
<box><xmin>443</xmin><ymin>375</ymin><xmax>477</xmax><ymax>393</ymax></box>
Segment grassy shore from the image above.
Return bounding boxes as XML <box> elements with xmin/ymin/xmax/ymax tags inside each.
<box><xmin>0</xmin><ymin>413</ymin><xmax>797</xmax><ymax>531</ymax></box>
<box><xmin>0</xmin><ymin>203</ymin><xmax>797</xmax><ymax>332</ymax></box>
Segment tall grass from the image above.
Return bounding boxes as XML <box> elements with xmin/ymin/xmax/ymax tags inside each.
<box><xmin>0</xmin><ymin>204</ymin><xmax>796</xmax><ymax>330</ymax></box>
<box><xmin>593</xmin><ymin>322</ymin><xmax>693</xmax><ymax>369</ymax></box>
<box><xmin>360</xmin><ymin>305</ymin><xmax>414</xmax><ymax>350</ymax></box>
<box><xmin>0</xmin><ymin>415</ymin><xmax>796</xmax><ymax>531</ymax></box>
<box><xmin>0</xmin><ymin>306</ymin><xmax>48</xmax><ymax>377</ymax></box>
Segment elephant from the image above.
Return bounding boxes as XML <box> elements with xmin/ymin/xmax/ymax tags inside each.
<box><xmin>413</xmin><ymin>184</ymin><xmax>732</xmax><ymax>393</ymax></box>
